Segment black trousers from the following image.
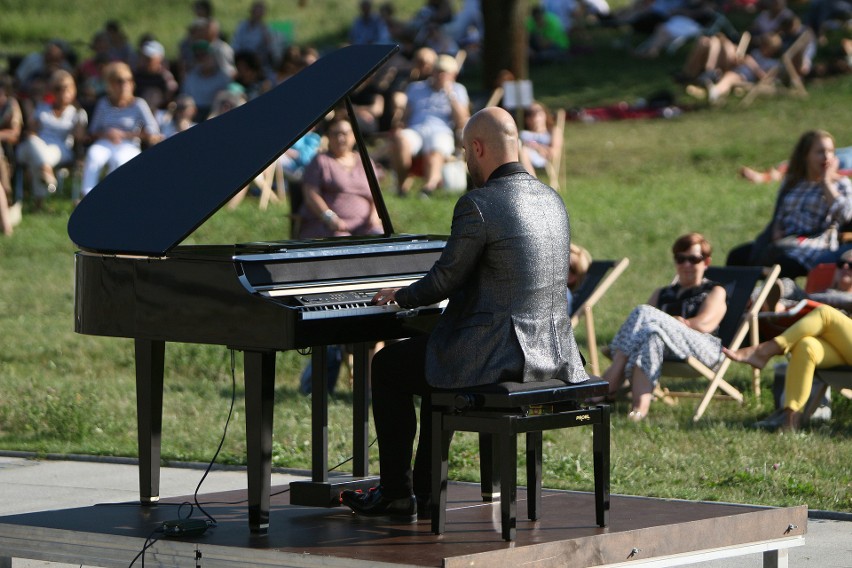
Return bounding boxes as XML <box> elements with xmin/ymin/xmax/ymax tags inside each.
<box><xmin>726</xmin><ymin>240</ymin><xmax>809</xmax><ymax>278</ymax></box>
<box><xmin>370</xmin><ymin>334</ymin><xmax>436</xmax><ymax>500</ymax></box>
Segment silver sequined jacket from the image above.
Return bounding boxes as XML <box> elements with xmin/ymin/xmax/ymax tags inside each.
<box><xmin>395</xmin><ymin>168</ymin><xmax>589</xmax><ymax>388</ymax></box>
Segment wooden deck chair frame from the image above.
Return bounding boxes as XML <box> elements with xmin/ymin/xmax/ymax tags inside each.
<box><xmin>658</xmin><ymin>264</ymin><xmax>781</xmax><ymax>421</ymax></box>
<box><xmin>227</xmin><ymin>161</ymin><xmax>285</xmax><ymax>210</ymax></box>
<box><xmin>740</xmin><ymin>29</ymin><xmax>813</xmax><ymax>107</ymax></box>
<box><xmin>544</xmin><ymin>108</ymin><xmax>566</xmax><ymax>191</ymax></box>
<box><xmin>570</xmin><ymin>258</ymin><xmax>630</xmax><ymax>376</ymax></box>
<box><xmin>484</xmin><ymin>86</ymin><xmax>504</xmax><ymax>109</ymax></box>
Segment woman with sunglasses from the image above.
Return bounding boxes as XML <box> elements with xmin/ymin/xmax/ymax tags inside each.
<box><xmin>724</xmin><ymin>302</ymin><xmax>851</xmax><ymax>431</ymax></box>
<box><xmin>80</xmin><ymin>62</ymin><xmax>161</xmax><ymax>199</ymax></box>
<box><xmin>600</xmin><ymin>233</ymin><xmax>727</xmax><ymax>421</ymax></box>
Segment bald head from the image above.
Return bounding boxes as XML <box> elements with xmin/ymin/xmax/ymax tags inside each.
<box><xmin>462</xmin><ymin>107</ymin><xmax>520</xmax><ymax>187</ymax></box>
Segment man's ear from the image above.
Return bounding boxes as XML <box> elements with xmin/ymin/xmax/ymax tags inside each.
<box><xmin>473</xmin><ymin>138</ymin><xmax>484</xmax><ymax>158</ymax></box>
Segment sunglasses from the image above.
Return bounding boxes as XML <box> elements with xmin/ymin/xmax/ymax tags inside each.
<box><xmin>674</xmin><ymin>254</ymin><xmax>705</xmax><ymax>265</ymax></box>
<box><xmin>837</xmin><ymin>260</ymin><xmax>851</xmax><ymax>270</ymax></box>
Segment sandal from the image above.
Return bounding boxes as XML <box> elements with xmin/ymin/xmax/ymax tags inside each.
<box><xmin>627</xmin><ymin>410</ymin><xmax>645</xmax><ymax>422</ymax></box>
<box><xmin>40</xmin><ymin>171</ymin><xmax>58</xmax><ymax>194</ymax></box>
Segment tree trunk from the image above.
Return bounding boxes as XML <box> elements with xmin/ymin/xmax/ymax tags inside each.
<box><xmin>481</xmin><ymin>0</ymin><xmax>528</xmax><ymax>91</ymax></box>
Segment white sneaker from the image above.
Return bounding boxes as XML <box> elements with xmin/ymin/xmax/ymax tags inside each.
<box><xmin>707</xmin><ymin>86</ymin><xmax>720</xmax><ymax>105</ymax></box>
<box><xmin>9</xmin><ymin>202</ymin><xmax>22</xmax><ymax>227</ymax></box>
<box><xmin>810</xmin><ymin>405</ymin><xmax>832</xmax><ymax>422</ymax></box>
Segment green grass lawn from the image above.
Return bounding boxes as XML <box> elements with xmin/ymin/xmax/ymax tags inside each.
<box><xmin>1</xmin><ymin>1</ymin><xmax>851</xmax><ymax>513</ymax></box>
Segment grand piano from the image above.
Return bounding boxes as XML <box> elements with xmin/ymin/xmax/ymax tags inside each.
<box><xmin>67</xmin><ymin>44</ymin><xmax>448</xmax><ymax>533</ymax></box>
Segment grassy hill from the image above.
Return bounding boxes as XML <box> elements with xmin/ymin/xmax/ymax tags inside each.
<box><xmin>1</xmin><ymin>0</ymin><xmax>851</xmax><ymax>512</ymax></box>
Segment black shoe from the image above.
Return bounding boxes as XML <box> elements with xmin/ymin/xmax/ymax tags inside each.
<box><xmin>753</xmin><ymin>409</ymin><xmax>785</xmax><ymax>431</ymax></box>
<box><xmin>340</xmin><ymin>486</ymin><xmax>417</xmax><ymax>523</ymax></box>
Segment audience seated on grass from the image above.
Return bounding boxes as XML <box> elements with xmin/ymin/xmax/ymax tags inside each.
<box><xmin>15</xmin><ymin>70</ymin><xmax>87</xmax><ymax>210</ymax></box>
<box><xmin>387</xmin><ymin>53</ymin><xmax>469</xmax><ymax>197</ymax></box>
<box><xmin>81</xmin><ymin>62</ymin><xmax>161</xmax><ymax>200</ymax></box>
<box><xmin>0</xmin><ymin>73</ymin><xmax>23</xmax><ymax>232</ymax></box>
<box><xmin>519</xmin><ymin>100</ymin><xmax>565</xmax><ymax>190</ymax></box>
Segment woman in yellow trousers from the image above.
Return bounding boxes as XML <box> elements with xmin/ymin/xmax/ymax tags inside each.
<box><xmin>724</xmin><ymin>304</ymin><xmax>852</xmax><ymax>431</ymax></box>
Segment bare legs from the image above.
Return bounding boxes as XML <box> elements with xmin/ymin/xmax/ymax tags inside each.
<box><xmin>602</xmin><ymin>349</ymin><xmax>651</xmax><ymax>421</ymax></box>
<box><xmin>602</xmin><ymin>349</ymin><xmax>628</xmax><ymax>394</ymax></box>
<box><xmin>0</xmin><ymin>180</ymin><xmax>12</xmax><ymax>236</ymax></box>
<box><xmin>388</xmin><ymin>133</ymin><xmax>445</xmax><ymax>195</ymax></box>
<box><xmin>629</xmin><ymin>367</ymin><xmax>653</xmax><ymax>421</ymax></box>
<box><xmin>419</xmin><ymin>150</ymin><xmax>444</xmax><ymax>193</ymax></box>
<box><xmin>389</xmin><ymin>129</ymin><xmax>413</xmax><ymax>195</ymax></box>
<box><xmin>681</xmin><ymin>35</ymin><xmax>738</xmax><ymax>80</ymax></box>
<box><xmin>739</xmin><ymin>165</ymin><xmax>783</xmax><ymax>184</ymax></box>
<box><xmin>722</xmin><ymin>339</ymin><xmax>783</xmax><ymax>370</ymax></box>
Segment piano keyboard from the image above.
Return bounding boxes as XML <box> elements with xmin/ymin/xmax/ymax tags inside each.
<box><xmin>293</xmin><ymin>289</ymin><xmax>446</xmax><ymax>320</ymax></box>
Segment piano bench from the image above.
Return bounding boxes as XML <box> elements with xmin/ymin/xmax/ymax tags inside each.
<box><xmin>430</xmin><ymin>378</ymin><xmax>610</xmax><ymax>541</ymax></box>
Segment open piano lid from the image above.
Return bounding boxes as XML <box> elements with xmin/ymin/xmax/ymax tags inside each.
<box><xmin>68</xmin><ymin>44</ymin><xmax>398</xmax><ymax>256</ymax></box>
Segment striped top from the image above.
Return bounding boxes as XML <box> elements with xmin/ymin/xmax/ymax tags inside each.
<box><xmin>89</xmin><ymin>97</ymin><xmax>159</xmax><ymax>145</ymax></box>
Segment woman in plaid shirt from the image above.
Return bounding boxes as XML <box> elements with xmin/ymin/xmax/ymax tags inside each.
<box><xmin>770</xmin><ymin>130</ymin><xmax>852</xmax><ymax>274</ymax></box>
<box><xmin>728</xmin><ymin>130</ymin><xmax>852</xmax><ymax>277</ymax></box>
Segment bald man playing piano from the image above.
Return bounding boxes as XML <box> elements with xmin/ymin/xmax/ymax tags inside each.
<box><xmin>341</xmin><ymin>106</ymin><xmax>588</xmax><ymax>523</ymax></box>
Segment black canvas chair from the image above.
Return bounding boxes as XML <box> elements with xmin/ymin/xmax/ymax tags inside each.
<box><xmin>570</xmin><ymin>258</ymin><xmax>630</xmax><ymax>376</ymax></box>
<box><xmin>430</xmin><ymin>378</ymin><xmax>610</xmax><ymax>541</ymax></box>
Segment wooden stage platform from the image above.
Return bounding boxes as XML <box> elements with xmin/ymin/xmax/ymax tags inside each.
<box><xmin>0</xmin><ymin>482</ymin><xmax>806</xmax><ymax>568</ymax></box>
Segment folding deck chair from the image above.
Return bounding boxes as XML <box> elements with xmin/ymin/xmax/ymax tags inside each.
<box><xmin>740</xmin><ymin>28</ymin><xmax>814</xmax><ymax>107</ymax></box>
<box><xmin>570</xmin><ymin>258</ymin><xmax>630</xmax><ymax>376</ymax></box>
<box><xmin>227</xmin><ymin>161</ymin><xmax>285</xmax><ymax>210</ymax></box>
<box><xmin>658</xmin><ymin>264</ymin><xmax>781</xmax><ymax>421</ymax></box>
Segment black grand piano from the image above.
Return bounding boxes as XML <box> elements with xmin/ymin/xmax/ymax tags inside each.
<box><xmin>67</xmin><ymin>44</ymin><xmax>447</xmax><ymax>533</ymax></box>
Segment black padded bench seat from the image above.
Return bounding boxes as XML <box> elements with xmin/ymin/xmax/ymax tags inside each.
<box><xmin>430</xmin><ymin>378</ymin><xmax>610</xmax><ymax>541</ymax></box>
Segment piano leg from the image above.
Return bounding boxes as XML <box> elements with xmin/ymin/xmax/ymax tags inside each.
<box><xmin>289</xmin><ymin>344</ymin><xmax>377</xmax><ymax>506</ymax></box>
<box><xmin>244</xmin><ymin>350</ymin><xmax>275</xmax><ymax>533</ymax></box>
<box><xmin>310</xmin><ymin>347</ymin><xmax>329</xmax><ymax>482</ymax></box>
<box><xmin>135</xmin><ymin>338</ymin><xmax>164</xmax><ymax>506</ymax></box>
<box><xmin>352</xmin><ymin>342</ymin><xmax>370</xmax><ymax>478</ymax></box>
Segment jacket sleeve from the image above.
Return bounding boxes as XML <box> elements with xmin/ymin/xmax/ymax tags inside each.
<box><xmin>395</xmin><ymin>195</ymin><xmax>485</xmax><ymax>308</ymax></box>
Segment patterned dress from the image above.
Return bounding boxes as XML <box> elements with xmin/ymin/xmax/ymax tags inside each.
<box><xmin>609</xmin><ymin>280</ymin><xmax>724</xmax><ymax>385</ymax></box>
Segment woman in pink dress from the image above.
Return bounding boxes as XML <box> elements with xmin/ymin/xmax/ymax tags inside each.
<box><xmin>298</xmin><ymin>117</ymin><xmax>382</xmax><ymax>238</ymax></box>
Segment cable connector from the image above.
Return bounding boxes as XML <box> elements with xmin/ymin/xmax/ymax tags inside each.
<box><xmin>161</xmin><ymin>518</ymin><xmax>210</xmax><ymax>537</ymax></box>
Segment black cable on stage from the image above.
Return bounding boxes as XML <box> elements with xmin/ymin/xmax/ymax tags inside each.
<box><xmin>189</xmin><ymin>348</ymin><xmax>238</xmax><ymax>527</ymax></box>
<box><xmin>128</xmin><ymin>527</ymin><xmax>162</xmax><ymax>568</ymax></box>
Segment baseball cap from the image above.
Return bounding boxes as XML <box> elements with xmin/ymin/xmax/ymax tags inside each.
<box><xmin>436</xmin><ymin>54</ymin><xmax>458</xmax><ymax>74</ymax></box>
<box><xmin>141</xmin><ymin>40</ymin><xmax>165</xmax><ymax>59</ymax></box>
